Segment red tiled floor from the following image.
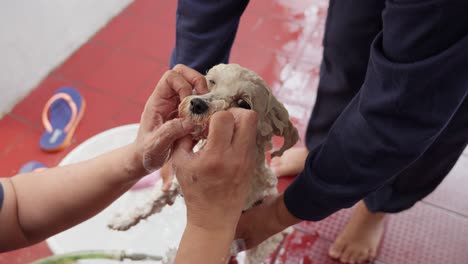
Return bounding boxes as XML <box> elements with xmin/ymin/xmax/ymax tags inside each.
<box><xmin>0</xmin><ymin>116</ymin><xmax>29</xmax><ymax>157</ymax></box>
<box><xmin>298</xmin><ymin>4</ymin><xmax>328</xmax><ymax>64</ymax></box>
<box><xmin>53</xmin><ymin>41</ymin><xmax>113</xmax><ymax>84</ymax></box>
<box><xmin>296</xmin><ymin>199</ymin><xmax>468</xmax><ymax>264</ymax></box>
<box><xmin>377</xmin><ymin>203</ymin><xmax>468</xmax><ymax>264</ymax></box>
<box><xmin>278</xmin><ymin>176</ymin><xmax>296</xmax><ymax>193</ymax></box>
<box><xmin>281</xmin><ymin>102</ymin><xmax>313</xmax><ymax>133</ymax></box>
<box><xmin>245</xmin><ymin>16</ymin><xmax>306</xmax><ymax>57</ymax></box>
<box><xmin>0</xmin><ymin>127</ymin><xmax>65</xmax><ymax>177</ymax></box>
<box><xmin>120</xmin><ymin>17</ymin><xmax>175</xmax><ymax>64</ymax></box>
<box><xmin>0</xmin><ymin>242</ymin><xmax>52</xmax><ymax>264</ymax></box>
<box><xmin>230</xmin><ymin>42</ymin><xmax>290</xmax><ymax>90</ymax></box>
<box><xmin>126</xmin><ymin>0</ymin><xmax>177</xmax><ymax>24</ymax></box>
<box><xmin>68</xmin><ymin>86</ymin><xmax>128</xmax><ymax>143</ymax></box>
<box><xmin>247</xmin><ymin>0</ymin><xmax>323</xmax><ymax>22</ymax></box>
<box><xmin>11</xmin><ymin>76</ymin><xmax>70</xmax><ymax>129</ymax></box>
<box><xmin>132</xmin><ymin>64</ymin><xmax>168</xmax><ymax>105</ymax></box>
<box><xmin>235</xmin><ymin>12</ymin><xmax>263</xmax><ymax>45</ymax></box>
<box><xmin>296</xmin><ymin>208</ymin><xmax>355</xmax><ymax>242</ymax></box>
<box><xmin>82</xmin><ymin>49</ymin><xmax>161</xmax><ymax>99</ymax></box>
<box><xmin>424</xmin><ymin>156</ymin><xmax>468</xmax><ymax>217</ymax></box>
<box><xmin>91</xmin><ymin>13</ymin><xmax>140</xmax><ymax>47</ymax></box>
<box><xmin>276</xmin><ymin>60</ymin><xmax>319</xmax><ymax>107</ymax></box>
<box><xmin>275</xmin><ymin>229</ymin><xmax>339</xmax><ymax>264</ymax></box>
<box><xmin>112</xmin><ymin>102</ymin><xmax>143</xmax><ymax>127</ymax></box>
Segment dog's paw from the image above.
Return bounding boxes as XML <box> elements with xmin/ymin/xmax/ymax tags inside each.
<box><xmin>162</xmin><ymin>247</ymin><xmax>178</xmax><ymax>264</ymax></box>
<box><xmin>107</xmin><ymin>212</ymin><xmax>138</xmax><ymax>231</ymax></box>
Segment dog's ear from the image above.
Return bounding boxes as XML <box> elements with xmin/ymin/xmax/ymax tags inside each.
<box><xmin>259</xmin><ymin>96</ymin><xmax>299</xmax><ymax>157</ymax></box>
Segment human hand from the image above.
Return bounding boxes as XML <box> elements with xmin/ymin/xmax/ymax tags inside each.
<box><xmin>235</xmin><ymin>194</ymin><xmax>302</xmax><ymax>250</ymax></box>
<box><xmin>129</xmin><ymin>65</ymin><xmax>208</xmax><ymax>178</ymax></box>
<box><xmin>172</xmin><ymin>109</ymin><xmax>258</xmax><ymax>232</ymax></box>
<box><xmin>160</xmin><ymin>162</ymin><xmax>174</xmax><ymax>192</ymax></box>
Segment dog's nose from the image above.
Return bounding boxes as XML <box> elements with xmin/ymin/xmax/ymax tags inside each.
<box><xmin>190</xmin><ymin>98</ymin><xmax>209</xmax><ymax>114</ymax></box>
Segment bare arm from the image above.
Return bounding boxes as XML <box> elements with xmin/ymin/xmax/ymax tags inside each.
<box><xmin>0</xmin><ymin>64</ymin><xmax>208</xmax><ymax>252</ymax></box>
<box><xmin>177</xmin><ymin>224</ymin><xmax>235</xmax><ymax>264</ymax></box>
<box><xmin>0</xmin><ymin>144</ymin><xmax>143</xmax><ymax>251</ymax></box>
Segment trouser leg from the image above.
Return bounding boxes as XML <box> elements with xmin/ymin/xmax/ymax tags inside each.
<box><xmin>170</xmin><ymin>0</ymin><xmax>249</xmax><ymax>74</ymax></box>
<box><xmin>305</xmin><ymin>0</ymin><xmax>385</xmax><ymax>150</ymax></box>
<box><xmin>365</xmin><ymin>95</ymin><xmax>468</xmax><ymax>213</ymax></box>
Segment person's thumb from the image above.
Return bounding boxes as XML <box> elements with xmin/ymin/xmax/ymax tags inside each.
<box><xmin>171</xmin><ymin>135</ymin><xmax>195</xmax><ymax>167</ymax></box>
<box><xmin>142</xmin><ymin>118</ymin><xmax>193</xmax><ymax>171</ymax></box>
<box><xmin>154</xmin><ymin>118</ymin><xmax>194</xmax><ymax>147</ymax></box>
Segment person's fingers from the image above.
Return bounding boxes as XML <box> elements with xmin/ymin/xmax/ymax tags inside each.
<box><xmin>160</xmin><ymin>162</ymin><xmax>174</xmax><ymax>192</ymax></box>
<box><xmin>173</xmin><ymin>64</ymin><xmax>208</xmax><ymax>95</ymax></box>
<box><xmin>162</xmin><ymin>180</ymin><xmax>173</xmax><ymax>193</ymax></box>
<box><xmin>142</xmin><ymin>118</ymin><xmax>194</xmax><ymax>170</ymax></box>
<box><xmin>229</xmin><ymin>109</ymin><xmax>258</xmax><ymax>150</ymax></box>
<box><xmin>171</xmin><ymin>135</ymin><xmax>196</xmax><ymax>166</ymax></box>
<box><xmin>155</xmin><ymin>118</ymin><xmax>194</xmax><ymax>147</ymax></box>
<box><xmin>140</xmin><ymin>71</ymin><xmax>192</xmax><ymax>133</ymax></box>
<box><xmin>203</xmin><ymin>111</ymin><xmax>235</xmax><ymax>152</ymax></box>
<box><xmin>156</xmin><ymin>70</ymin><xmax>194</xmax><ymax>101</ymax></box>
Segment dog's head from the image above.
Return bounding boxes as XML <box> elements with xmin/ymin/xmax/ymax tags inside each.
<box><xmin>179</xmin><ymin>64</ymin><xmax>299</xmax><ymax>157</ymax></box>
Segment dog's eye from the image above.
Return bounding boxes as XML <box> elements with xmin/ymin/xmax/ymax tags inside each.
<box><xmin>237</xmin><ymin>99</ymin><xmax>251</xmax><ymax>109</ymax></box>
<box><xmin>209</xmin><ymin>80</ymin><xmax>216</xmax><ymax>85</ymax></box>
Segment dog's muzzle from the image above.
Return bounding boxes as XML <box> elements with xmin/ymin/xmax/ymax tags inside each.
<box><xmin>190</xmin><ymin>98</ymin><xmax>209</xmax><ymax>114</ymax></box>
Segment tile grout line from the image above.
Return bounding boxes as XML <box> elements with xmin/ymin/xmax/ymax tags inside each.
<box><xmin>50</xmin><ymin>40</ymin><xmax>171</xmax><ymax>104</ymax></box>
<box><xmin>0</xmin><ymin>123</ymin><xmax>30</xmax><ymax>158</ymax></box>
<box><xmin>2</xmin><ymin>114</ymin><xmax>47</xmax><ymax>162</ymax></box>
<box><xmin>8</xmin><ymin>113</ymin><xmax>43</xmax><ymax>131</ymax></box>
<box><xmin>49</xmin><ymin>73</ymin><xmax>147</xmax><ymax>108</ymax></box>
<box><xmin>92</xmin><ymin>36</ymin><xmax>173</xmax><ymax>66</ymax></box>
<box><xmin>87</xmin><ymin>6</ymin><xmax>175</xmax><ymax>66</ymax></box>
<box><xmin>288</xmin><ymin>228</ymin><xmax>391</xmax><ymax>264</ymax></box>
<box><xmin>420</xmin><ymin>200</ymin><xmax>468</xmax><ymax>220</ymax></box>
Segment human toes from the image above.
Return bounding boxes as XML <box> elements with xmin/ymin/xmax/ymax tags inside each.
<box><xmin>328</xmin><ymin>240</ymin><xmax>345</xmax><ymax>259</ymax></box>
<box><xmin>338</xmin><ymin>247</ymin><xmax>354</xmax><ymax>263</ymax></box>
<box><xmin>347</xmin><ymin>250</ymin><xmax>363</xmax><ymax>264</ymax></box>
<box><xmin>355</xmin><ymin>251</ymin><xmax>371</xmax><ymax>263</ymax></box>
<box><xmin>341</xmin><ymin>247</ymin><xmax>372</xmax><ymax>264</ymax></box>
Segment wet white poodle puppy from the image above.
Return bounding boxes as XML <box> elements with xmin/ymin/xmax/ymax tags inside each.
<box><xmin>109</xmin><ymin>63</ymin><xmax>299</xmax><ymax>263</ymax></box>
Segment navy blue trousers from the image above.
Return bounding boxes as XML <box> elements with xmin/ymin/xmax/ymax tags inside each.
<box><xmin>170</xmin><ymin>0</ymin><xmax>249</xmax><ymax>74</ymax></box>
<box><xmin>305</xmin><ymin>0</ymin><xmax>468</xmax><ymax>215</ymax></box>
<box><xmin>171</xmin><ymin>0</ymin><xmax>468</xmax><ymax>219</ymax></box>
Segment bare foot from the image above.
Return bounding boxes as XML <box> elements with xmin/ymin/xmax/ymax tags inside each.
<box><xmin>270</xmin><ymin>147</ymin><xmax>308</xmax><ymax>177</ymax></box>
<box><xmin>329</xmin><ymin>201</ymin><xmax>385</xmax><ymax>263</ymax></box>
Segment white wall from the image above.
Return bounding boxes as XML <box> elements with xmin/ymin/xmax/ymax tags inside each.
<box><xmin>0</xmin><ymin>0</ymin><xmax>132</xmax><ymax>117</ymax></box>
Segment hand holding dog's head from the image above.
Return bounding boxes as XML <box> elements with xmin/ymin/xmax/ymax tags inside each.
<box><xmin>172</xmin><ymin>109</ymin><xmax>258</xmax><ymax>230</ymax></box>
<box><xmin>135</xmin><ymin>64</ymin><xmax>207</xmax><ymax>174</ymax></box>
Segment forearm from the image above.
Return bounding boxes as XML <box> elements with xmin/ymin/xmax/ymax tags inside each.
<box><xmin>0</xmin><ymin>144</ymin><xmax>146</xmax><ymax>250</ymax></box>
<box><xmin>175</xmin><ymin>223</ymin><xmax>235</xmax><ymax>264</ymax></box>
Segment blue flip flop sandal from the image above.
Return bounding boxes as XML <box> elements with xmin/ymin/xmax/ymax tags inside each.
<box><xmin>40</xmin><ymin>87</ymin><xmax>86</xmax><ymax>152</ymax></box>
